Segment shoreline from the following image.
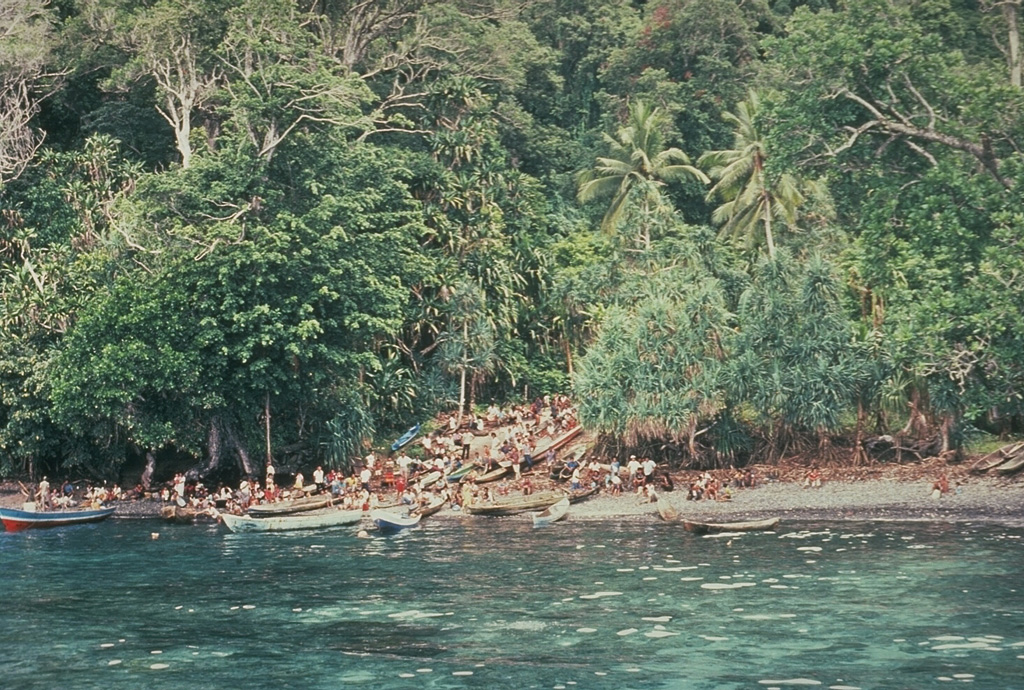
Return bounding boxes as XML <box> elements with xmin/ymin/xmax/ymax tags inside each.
<box><xmin>26</xmin><ymin>475</ymin><xmax>1019</xmax><ymax>528</ymax></box>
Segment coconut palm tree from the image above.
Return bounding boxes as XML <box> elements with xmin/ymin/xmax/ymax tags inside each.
<box><xmin>699</xmin><ymin>91</ymin><xmax>803</xmax><ymax>258</ymax></box>
<box><xmin>577</xmin><ymin>100</ymin><xmax>708</xmax><ymax>251</ymax></box>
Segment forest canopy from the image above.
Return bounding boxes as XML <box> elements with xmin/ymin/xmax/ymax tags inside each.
<box><xmin>2</xmin><ymin>0</ymin><xmax>1023</xmax><ymax>482</ymax></box>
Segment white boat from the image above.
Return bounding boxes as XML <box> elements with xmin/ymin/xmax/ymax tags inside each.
<box><xmin>532</xmin><ymin>496</ymin><xmax>570</xmax><ymax>527</ymax></box>
<box><xmin>220</xmin><ymin>507</ymin><xmax>364</xmax><ymax>533</ymax></box>
<box><xmin>371</xmin><ymin>508</ymin><xmax>421</xmax><ymax>532</ymax></box>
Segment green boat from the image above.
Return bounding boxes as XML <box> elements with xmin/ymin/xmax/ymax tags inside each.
<box><xmin>446</xmin><ymin>462</ymin><xmax>478</xmax><ymax>482</ymax></box>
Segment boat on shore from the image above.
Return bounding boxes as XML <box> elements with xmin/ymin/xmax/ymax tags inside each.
<box><xmin>996</xmin><ymin>452</ymin><xmax>1024</xmax><ymax>475</ymax></box>
<box><xmin>682</xmin><ymin>517</ymin><xmax>781</xmax><ymax>535</ymax></box>
<box><xmin>970</xmin><ymin>442</ymin><xmax>1024</xmax><ymax>474</ymax></box>
<box><xmin>411</xmin><ymin>496</ymin><xmax>446</xmax><ymax>519</ymax></box>
<box><xmin>656</xmin><ymin>497</ymin><xmax>679</xmax><ymax>522</ymax></box>
<box><xmin>247</xmin><ymin>494</ymin><xmax>332</xmax><ymax>517</ymax></box>
<box><xmin>446</xmin><ymin>462</ymin><xmax>478</xmax><ymax>483</ymax></box>
<box><xmin>371</xmin><ymin>509</ymin><xmax>421</xmax><ymax>532</ymax></box>
<box><xmin>533</xmin><ymin>425</ymin><xmax>583</xmax><ymax>459</ymax></box>
<box><xmin>475</xmin><ymin>464</ymin><xmax>510</xmax><ymax>483</ymax></box>
<box><xmin>568</xmin><ymin>486</ymin><xmax>600</xmax><ymax>503</ymax></box>
<box><xmin>0</xmin><ymin>504</ymin><xmax>115</xmax><ymax>532</ymax></box>
<box><xmin>391</xmin><ymin>423</ymin><xmax>421</xmax><ymax>452</ymax></box>
<box><xmin>532</xmin><ymin>496</ymin><xmax>570</xmax><ymax>527</ymax></box>
<box><xmin>221</xmin><ymin>507</ymin><xmax>363</xmax><ymax>533</ymax></box>
<box><xmin>464</xmin><ymin>490</ymin><xmax>566</xmax><ymax>516</ymax></box>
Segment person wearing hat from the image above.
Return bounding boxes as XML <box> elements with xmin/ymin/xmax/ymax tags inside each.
<box><xmin>36</xmin><ymin>476</ymin><xmax>50</xmax><ymax>510</ymax></box>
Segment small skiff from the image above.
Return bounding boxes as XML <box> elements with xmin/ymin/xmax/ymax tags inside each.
<box><xmin>0</xmin><ymin>505</ymin><xmax>115</xmax><ymax>532</ymax></box>
<box><xmin>656</xmin><ymin>497</ymin><xmax>679</xmax><ymax>522</ymax></box>
<box><xmin>532</xmin><ymin>496</ymin><xmax>570</xmax><ymax>527</ymax></box>
<box><xmin>372</xmin><ymin>508</ymin><xmax>421</xmax><ymax>532</ymax></box>
<box><xmin>221</xmin><ymin>507</ymin><xmax>363</xmax><ymax>533</ymax></box>
<box><xmin>682</xmin><ymin>517</ymin><xmax>781</xmax><ymax>535</ymax></box>
<box><xmin>446</xmin><ymin>462</ymin><xmax>478</xmax><ymax>482</ymax></box>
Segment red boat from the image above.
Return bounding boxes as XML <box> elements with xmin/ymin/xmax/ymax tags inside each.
<box><xmin>0</xmin><ymin>505</ymin><xmax>115</xmax><ymax>531</ymax></box>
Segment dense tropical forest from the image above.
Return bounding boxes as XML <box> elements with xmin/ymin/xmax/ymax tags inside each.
<box><xmin>2</xmin><ymin>0</ymin><xmax>1024</xmax><ymax>482</ymax></box>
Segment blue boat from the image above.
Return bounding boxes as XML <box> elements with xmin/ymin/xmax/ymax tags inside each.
<box><xmin>370</xmin><ymin>508</ymin><xmax>421</xmax><ymax>533</ymax></box>
<box><xmin>390</xmin><ymin>423</ymin><xmax>421</xmax><ymax>452</ymax></box>
<box><xmin>0</xmin><ymin>505</ymin><xmax>115</xmax><ymax>532</ymax></box>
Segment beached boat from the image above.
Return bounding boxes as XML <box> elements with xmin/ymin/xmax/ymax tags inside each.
<box><xmin>411</xmin><ymin>496</ymin><xmax>446</xmax><ymax>519</ymax></box>
<box><xmin>682</xmin><ymin>517</ymin><xmax>780</xmax><ymax>535</ymax></box>
<box><xmin>221</xmin><ymin>507</ymin><xmax>363</xmax><ymax>533</ymax></box>
<box><xmin>247</xmin><ymin>494</ymin><xmax>332</xmax><ymax>517</ymax></box>
<box><xmin>415</xmin><ymin>470</ymin><xmax>443</xmax><ymax>489</ymax></box>
<box><xmin>532</xmin><ymin>496</ymin><xmax>570</xmax><ymax>527</ymax></box>
<box><xmin>0</xmin><ymin>505</ymin><xmax>115</xmax><ymax>532</ymax></box>
<box><xmin>656</xmin><ymin>497</ymin><xmax>679</xmax><ymax>522</ymax></box>
<box><xmin>446</xmin><ymin>462</ymin><xmax>478</xmax><ymax>483</ymax></box>
<box><xmin>568</xmin><ymin>486</ymin><xmax>600</xmax><ymax>504</ymax></box>
<box><xmin>475</xmin><ymin>464</ymin><xmax>509</xmax><ymax>483</ymax></box>
<box><xmin>391</xmin><ymin>423</ymin><xmax>421</xmax><ymax>452</ymax></box>
<box><xmin>996</xmin><ymin>451</ymin><xmax>1024</xmax><ymax>475</ymax></box>
<box><xmin>970</xmin><ymin>442</ymin><xmax>1024</xmax><ymax>474</ymax></box>
<box><xmin>464</xmin><ymin>490</ymin><xmax>566</xmax><ymax>516</ymax></box>
<box><xmin>533</xmin><ymin>424</ymin><xmax>583</xmax><ymax>458</ymax></box>
<box><xmin>160</xmin><ymin>504</ymin><xmax>213</xmax><ymax>524</ymax></box>
<box><xmin>371</xmin><ymin>508</ymin><xmax>421</xmax><ymax>532</ymax></box>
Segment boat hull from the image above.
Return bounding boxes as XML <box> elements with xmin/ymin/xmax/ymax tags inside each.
<box><xmin>0</xmin><ymin>506</ymin><xmax>115</xmax><ymax>532</ymax></box>
<box><xmin>371</xmin><ymin>509</ymin><xmax>421</xmax><ymax>532</ymax></box>
<box><xmin>247</xmin><ymin>495</ymin><xmax>332</xmax><ymax>517</ymax></box>
<box><xmin>682</xmin><ymin>517</ymin><xmax>780</xmax><ymax>535</ymax></box>
<box><xmin>221</xmin><ymin>508</ymin><xmax>363</xmax><ymax>533</ymax></box>
<box><xmin>532</xmin><ymin>497</ymin><xmax>570</xmax><ymax>526</ymax></box>
<box><xmin>465</xmin><ymin>491</ymin><xmax>566</xmax><ymax>516</ymax></box>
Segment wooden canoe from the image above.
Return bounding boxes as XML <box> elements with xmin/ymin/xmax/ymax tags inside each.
<box><xmin>533</xmin><ymin>425</ymin><xmax>583</xmax><ymax>459</ymax></box>
<box><xmin>970</xmin><ymin>441</ymin><xmax>1024</xmax><ymax>474</ymax></box>
<box><xmin>475</xmin><ymin>465</ymin><xmax>509</xmax><ymax>483</ymax></box>
<box><xmin>682</xmin><ymin>517</ymin><xmax>780</xmax><ymax>535</ymax></box>
<box><xmin>996</xmin><ymin>451</ymin><xmax>1024</xmax><ymax>475</ymax></box>
<box><xmin>411</xmin><ymin>496</ymin><xmax>446</xmax><ymax>518</ymax></box>
<box><xmin>221</xmin><ymin>507</ymin><xmax>363</xmax><ymax>533</ymax></box>
<box><xmin>568</xmin><ymin>486</ymin><xmax>600</xmax><ymax>504</ymax></box>
<box><xmin>391</xmin><ymin>423</ymin><xmax>421</xmax><ymax>452</ymax></box>
<box><xmin>0</xmin><ymin>505</ymin><xmax>115</xmax><ymax>532</ymax></box>
<box><xmin>247</xmin><ymin>495</ymin><xmax>332</xmax><ymax>517</ymax></box>
<box><xmin>446</xmin><ymin>462</ymin><xmax>478</xmax><ymax>482</ymax></box>
<box><xmin>464</xmin><ymin>490</ymin><xmax>566</xmax><ymax>516</ymax></box>
<box><xmin>656</xmin><ymin>497</ymin><xmax>679</xmax><ymax>522</ymax></box>
<box><xmin>415</xmin><ymin>470</ymin><xmax>443</xmax><ymax>489</ymax></box>
<box><xmin>532</xmin><ymin>496</ymin><xmax>570</xmax><ymax>527</ymax></box>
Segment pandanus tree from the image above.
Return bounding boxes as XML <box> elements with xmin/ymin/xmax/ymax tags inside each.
<box><xmin>700</xmin><ymin>91</ymin><xmax>804</xmax><ymax>258</ymax></box>
<box><xmin>577</xmin><ymin>100</ymin><xmax>708</xmax><ymax>252</ymax></box>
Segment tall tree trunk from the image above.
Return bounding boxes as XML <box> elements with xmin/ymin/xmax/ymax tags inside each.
<box><xmin>141</xmin><ymin>451</ymin><xmax>157</xmax><ymax>490</ymax></box>
<box><xmin>224</xmin><ymin>424</ymin><xmax>255</xmax><ymax>477</ymax></box>
<box><xmin>457</xmin><ymin>320</ymin><xmax>468</xmax><ymax>426</ymax></box>
<box><xmin>563</xmin><ymin>338</ymin><xmax>574</xmax><ymax>378</ymax></box>
<box><xmin>1005</xmin><ymin>3</ymin><xmax>1023</xmax><ymax>87</ymax></box>
<box><xmin>265</xmin><ymin>392</ymin><xmax>273</xmax><ymax>466</ymax></box>
<box><xmin>762</xmin><ymin>193</ymin><xmax>776</xmax><ymax>258</ymax></box>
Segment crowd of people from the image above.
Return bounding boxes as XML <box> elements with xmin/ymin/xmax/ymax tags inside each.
<box><xmin>26</xmin><ymin>476</ymin><xmax>137</xmax><ymax>511</ymax></box>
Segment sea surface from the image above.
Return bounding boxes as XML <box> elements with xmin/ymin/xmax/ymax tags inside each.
<box><xmin>2</xmin><ymin>515</ymin><xmax>1023</xmax><ymax>689</ymax></box>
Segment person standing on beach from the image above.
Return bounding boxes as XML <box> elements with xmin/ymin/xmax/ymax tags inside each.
<box><xmin>36</xmin><ymin>476</ymin><xmax>50</xmax><ymax>510</ymax></box>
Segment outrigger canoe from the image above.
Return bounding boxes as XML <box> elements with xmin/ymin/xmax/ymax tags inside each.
<box><xmin>391</xmin><ymin>423</ymin><xmax>421</xmax><ymax>452</ymax></box>
<box><xmin>371</xmin><ymin>508</ymin><xmax>421</xmax><ymax>532</ymax></box>
<box><xmin>247</xmin><ymin>495</ymin><xmax>332</xmax><ymax>517</ymax></box>
<box><xmin>221</xmin><ymin>507</ymin><xmax>363</xmax><ymax>533</ymax></box>
<box><xmin>682</xmin><ymin>517</ymin><xmax>780</xmax><ymax>535</ymax></box>
<box><xmin>532</xmin><ymin>496</ymin><xmax>570</xmax><ymax>527</ymax></box>
<box><xmin>0</xmin><ymin>505</ymin><xmax>115</xmax><ymax>532</ymax></box>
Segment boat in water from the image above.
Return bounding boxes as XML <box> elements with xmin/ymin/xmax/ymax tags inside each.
<box><xmin>0</xmin><ymin>504</ymin><xmax>115</xmax><ymax>532</ymax></box>
<box><xmin>410</xmin><ymin>496</ymin><xmax>446</xmax><ymax>519</ymax></box>
<box><xmin>682</xmin><ymin>517</ymin><xmax>781</xmax><ymax>535</ymax></box>
<box><xmin>371</xmin><ymin>508</ymin><xmax>421</xmax><ymax>532</ymax></box>
<box><xmin>532</xmin><ymin>496</ymin><xmax>570</xmax><ymax>527</ymax></box>
<box><xmin>221</xmin><ymin>507</ymin><xmax>364</xmax><ymax>533</ymax></box>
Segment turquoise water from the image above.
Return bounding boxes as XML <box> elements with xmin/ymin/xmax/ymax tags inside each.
<box><xmin>2</xmin><ymin>517</ymin><xmax>1023</xmax><ymax>689</ymax></box>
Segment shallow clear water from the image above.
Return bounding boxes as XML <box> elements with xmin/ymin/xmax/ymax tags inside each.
<box><xmin>2</xmin><ymin>516</ymin><xmax>1023</xmax><ymax>689</ymax></box>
